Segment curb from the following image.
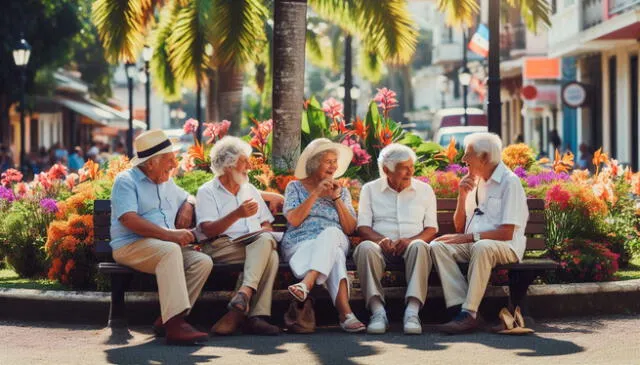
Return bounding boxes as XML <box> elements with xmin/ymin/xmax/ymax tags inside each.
<box><xmin>1</xmin><ymin>280</ymin><xmax>639</xmax><ymax>325</ymax></box>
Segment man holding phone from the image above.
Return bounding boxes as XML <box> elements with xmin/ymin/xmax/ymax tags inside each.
<box><xmin>196</xmin><ymin>136</ymin><xmax>280</xmax><ymax>336</ymax></box>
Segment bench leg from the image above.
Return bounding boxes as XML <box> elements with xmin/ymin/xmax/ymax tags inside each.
<box><xmin>108</xmin><ymin>273</ymin><xmax>133</xmax><ymax>328</ymax></box>
<box><xmin>508</xmin><ymin>270</ymin><xmax>536</xmax><ymax>318</ymax></box>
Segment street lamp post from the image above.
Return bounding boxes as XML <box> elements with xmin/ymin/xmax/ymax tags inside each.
<box><xmin>487</xmin><ymin>0</ymin><xmax>502</xmax><ymax>136</ymax></box>
<box><xmin>343</xmin><ymin>34</ymin><xmax>353</xmax><ymax>123</ymax></box>
<box><xmin>458</xmin><ymin>27</ymin><xmax>472</xmax><ymax>126</ymax></box>
<box><xmin>125</xmin><ymin>62</ymin><xmax>137</xmax><ymax>158</ymax></box>
<box><xmin>437</xmin><ymin>75</ymin><xmax>449</xmax><ymax>109</ymax></box>
<box><xmin>142</xmin><ymin>45</ymin><xmax>152</xmax><ymax>131</ymax></box>
<box><xmin>13</xmin><ymin>37</ymin><xmax>31</xmax><ymax>171</ymax></box>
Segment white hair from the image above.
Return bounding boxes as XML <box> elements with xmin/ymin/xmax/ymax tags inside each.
<box><xmin>377</xmin><ymin>143</ymin><xmax>416</xmax><ymax>176</ymax></box>
<box><xmin>209</xmin><ymin>136</ymin><xmax>252</xmax><ymax>175</ymax></box>
<box><xmin>305</xmin><ymin>149</ymin><xmax>337</xmax><ymax>177</ymax></box>
<box><xmin>463</xmin><ymin>132</ymin><xmax>503</xmax><ymax>164</ymax></box>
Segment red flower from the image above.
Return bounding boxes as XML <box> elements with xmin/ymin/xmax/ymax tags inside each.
<box><xmin>350</xmin><ymin>117</ymin><xmax>369</xmax><ymax>141</ymax></box>
<box><xmin>1</xmin><ymin>168</ymin><xmax>23</xmax><ymax>187</ymax></box>
<box><xmin>48</xmin><ymin>163</ymin><xmax>68</xmax><ymax>180</ymax></box>
<box><xmin>545</xmin><ymin>184</ymin><xmax>571</xmax><ymax>209</ymax></box>
<box><xmin>378</xmin><ymin>125</ymin><xmax>393</xmax><ymax>147</ymax></box>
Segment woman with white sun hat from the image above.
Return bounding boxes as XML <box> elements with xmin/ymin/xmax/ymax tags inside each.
<box><xmin>281</xmin><ymin>138</ymin><xmax>365</xmax><ymax>333</ymax></box>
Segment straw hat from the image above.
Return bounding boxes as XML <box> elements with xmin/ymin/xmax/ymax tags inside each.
<box><xmin>294</xmin><ymin>138</ymin><xmax>353</xmax><ymax>179</ymax></box>
<box><xmin>130</xmin><ymin>130</ymin><xmax>182</xmax><ymax>167</ymax></box>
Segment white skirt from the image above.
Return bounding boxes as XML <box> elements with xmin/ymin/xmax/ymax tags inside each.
<box><xmin>283</xmin><ymin>227</ymin><xmax>350</xmax><ymax>304</ymax></box>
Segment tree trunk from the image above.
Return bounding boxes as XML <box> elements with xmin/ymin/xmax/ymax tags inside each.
<box><xmin>271</xmin><ymin>0</ymin><xmax>307</xmax><ymax>171</ymax></box>
<box><xmin>216</xmin><ymin>63</ymin><xmax>244</xmax><ymax>135</ymax></box>
<box><xmin>206</xmin><ymin>71</ymin><xmax>220</xmax><ymax>123</ymax></box>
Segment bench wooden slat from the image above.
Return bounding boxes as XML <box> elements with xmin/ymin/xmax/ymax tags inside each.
<box><xmin>95</xmin><ymin>200</ymin><xmax>111</xmax><ymax>212</ymax></box>
<box><xmin>93</xmin><ymin>215</ymin><xmax>110</xmax><ymax>227</ymax></box>
<box><xmin>525</xmin><ymin>224</ymin><xmax>546</xmax><ymax>235</ymax></box>
<box><xmin>525</xmin><ymin>238</ymin><xmax>546</xmax><ymax>250</ymax></box>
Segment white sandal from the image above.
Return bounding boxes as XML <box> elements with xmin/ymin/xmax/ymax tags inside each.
<box><xmin>288</xmin><ymin>282</ymin><xmax>309</xmax><ymax>302</ymax></box>
<box><xmin>340</xmin><ymin>313</ymin><xmax>366</xmax><ymax>333</ymax></box>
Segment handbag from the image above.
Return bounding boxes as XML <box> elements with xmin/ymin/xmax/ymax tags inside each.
<box><xmin>283</xmin><ymin>297</ymin><xmax>316</xmax><ymax>334</ymax></box>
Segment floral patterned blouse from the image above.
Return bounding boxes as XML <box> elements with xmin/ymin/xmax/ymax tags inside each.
<box><xmin>281</xmin><ymin>180</ymin><xmax>356</xmax><ymax>251</ymax></box>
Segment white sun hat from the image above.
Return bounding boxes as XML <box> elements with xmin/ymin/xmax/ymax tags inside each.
<box><xmin>130</xmin><ymin>130</ymin><xmax>182</xmax><ymax>167</ymax></box>
<box><xmin>294</xmin><ymin>138</ymin><xmax>353</xmax><ymax>179</ymax></box>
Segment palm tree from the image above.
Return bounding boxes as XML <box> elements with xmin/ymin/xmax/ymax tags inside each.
<box><xmin>270</xmin><ymin>0</ymin><xmax>420</xmax><ymax>168</ymax></box>
<box><xmin>92</xmin><ymin>0</ymin><xmax>267</xmax><ymax>135</ymax></box>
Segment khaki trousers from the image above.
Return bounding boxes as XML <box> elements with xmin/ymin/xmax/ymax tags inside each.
<box><xmin>353</xmin><ymin>239</ymin><xmax>431</xmax><ymax>309</ymax></box>
<box><xmin>112</xmin><ymin>238</ymin><xmax>213</xmax><ymax>324</ymax></box>
<box><xmin>201</xmin><ymin>233</ymin><xmax>279</xmax><ymax>317</ymax></box>
<box><xmin>430</xmin><ymin>239</ymin><xmax>519</xmax><ymax>312</ymax></box>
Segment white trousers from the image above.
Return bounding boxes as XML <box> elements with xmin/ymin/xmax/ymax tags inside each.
<box><xmin>283</xmin><ymin>227</ymin><xmax>350</xmax><ymax>305</ymax></box>
<box><xmin>430</xmin><ymin>239</ymin><xmax>518</xmax><ymax>312</ymax></box>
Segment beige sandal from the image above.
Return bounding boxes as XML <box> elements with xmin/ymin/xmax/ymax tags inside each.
<box><xmin>288</xmin><ymin>282</ymin><xmax>309</xmax><ymax>302</ymax></box>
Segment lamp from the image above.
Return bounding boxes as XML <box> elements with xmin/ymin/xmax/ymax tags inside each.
<box><xmin>458</xmin><ymin>66</ymin><xmax>472</xmax><ymax>87</ymax></box>
<box><xmin>125</xmin><ymin>62</ymin><xmax>136</xmax><ymax>157</ymax></box>
<box><xmin>142</xmin><ymin>46</ymin><xmax>152</xmax><ymax>130</ymax></box>
<box><xmin>13</xmin><ymin>37</ymin><xmax>31</xmax><ymax>170</ymax></box>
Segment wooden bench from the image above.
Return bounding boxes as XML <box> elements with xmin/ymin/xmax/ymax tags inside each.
<box><xmin>94</xmin><ymin>198</ymin><xmax>558</xmax><ymax>328</ymax></box>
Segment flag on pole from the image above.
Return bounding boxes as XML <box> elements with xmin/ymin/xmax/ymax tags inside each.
<box><xmin>468</xmin><ymin>24</ymin><xmax>489</xmax><ymax>58</ymax></box>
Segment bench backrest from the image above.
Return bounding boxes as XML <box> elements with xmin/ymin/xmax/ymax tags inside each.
<box><xmin>93</xmin><ymin>198</ymin><xmax>546</xmax><ymax>261</ymax></box>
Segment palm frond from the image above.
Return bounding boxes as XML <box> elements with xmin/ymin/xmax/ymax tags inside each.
<box><xmin>436</xmin><ymin>0</ymin><xmax>479</xmax><ymax>27</ymax></box>
<box><xmin>354</xmin><ymin>0</ymin><xmax>419</xmax><ymax>65</ymax></box>
<box><xmin>506</xmin><ymin>0</ymin><xmax>551</xmax><ymax>32</ymax></box>
<box><xmin>309</xmin><ymin>0</ymin><xmax>358</xmax><ymax>33</ymax></box>
<box><xmin>167</xmin><ymin>0</ymin><xmax>211</xmax><ymax>85</ymax></box>
<box><xmin>151</xmin><ymin>0</ymin><xmax>181</xmax><ymax>101</ymax></box>
<box><xmin>357</xmin><ymin>45</ymin><xmax>385</xmax><ymax>83</ymax></box>
<box><xmin>209</xmin><ymin>0</ymin><xmax>268</xmax><ymax>68</ymax></box>
<box><xmin>140</xmin><ymin>0</ymin><xmax>165</xmax><ymax>27</ymax></box>
<box><xmin>92</xmin><ymin>0</ymin><xmax>146</xmax><ymax>63</ymax></box>
<box><xmin>306</xmin><ymin>28</ymin><xmax>325</xmax><ymax>64</ymax></box>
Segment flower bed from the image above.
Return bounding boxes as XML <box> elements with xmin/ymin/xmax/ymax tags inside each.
<box><xmin>1</xmin><ymin>88</ymin><xmax>639</xmax><ymax>289</ymax></box>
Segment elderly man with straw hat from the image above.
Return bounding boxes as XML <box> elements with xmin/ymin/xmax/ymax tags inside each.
<box><xmin>281</xmin><ymin>138</ymin><xmax>366</xmax><ymax>333</ymax></box>
<box><xmin>110</xmin><ymin>130</ymin><xmax>212</xmax><ymax>345</ymax></box>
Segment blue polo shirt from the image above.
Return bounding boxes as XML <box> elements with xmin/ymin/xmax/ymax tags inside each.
<box><xmin>109</xmin><ymin>167</ymin><xmax>189</xmax><ymax>250</ymax></box>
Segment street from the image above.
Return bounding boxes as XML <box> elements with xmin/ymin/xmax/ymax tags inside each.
<box><xmin>1</xmin><ymin>315</ymin><xmax>639</xmax><ymax>365</ymax></box>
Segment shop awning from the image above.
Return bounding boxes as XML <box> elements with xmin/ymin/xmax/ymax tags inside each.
<box><xmin>56</xmin><ymin>97</ymin><xmax>147</xmax><ymax>130</ymax></box>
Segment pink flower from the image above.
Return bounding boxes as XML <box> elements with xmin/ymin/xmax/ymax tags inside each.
<box><xmin>322</xmin><ymin>98</ymin><xmax>344</xmax><ymax>120</ymax></box>
<box><xmin>342</xmin><ymin>137</ymin><xmax>372</xmax><ymax>166</ymax></box>
<box><xmin>179</xmin><ymin>152</ymin><xmax>195</xmax><ymax>173</ymax></box>
<box><xmin>48</xmin><ymin>163</ymin><xmax>68</xmax><ymax>180</ymax></box>
<box><xmin>34</xmin><ymin>172</ymin><xmax>53</xmax><ymax>191</ymax></box>
<box><xmin>374</xmin><ymin>87</ymin><xmax>399</xmax><ymax>117</ymax></box>
<box><xmin>14</xmin><ymin>182</ymin><xmax>29</xmax><ymax>197</ymax></box>
<box><xmin>183</xmin><ymin>118</ymin><xmax>199</xmax><ymax>135</ymax></box>
<box><xmin>65</xmin><ymin>173</ymin><xmax>78</xmax><ymax>190</ymax></box>
<box><xmin>250</xmin><ymin>119</ymin><xmax>273</xmax><ymax>152</ymax></box>
<box><xmin>203</xmin><ymin>120</ymin><xmax>231</xmax><ymax>144</ymax></box>
<box><xmin>1</xmin><ymin>168</ymin><xmax>23</xmax><ymax>187</ymax></box>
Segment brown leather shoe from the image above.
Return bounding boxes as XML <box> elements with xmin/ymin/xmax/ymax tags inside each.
<box><xmin>437</xmin><ymin>311</ymin><xmax>479</xmax><ymax>335</ymax></box>
<box><xmin>152</xmin><ymin>316</ymin><xmax>165</xmax><ymax>337</ymax></box>
<box><xmin>211</xmin><ymin>310</ymin><xmax>246</xmax><ymax>336</ymax></box>
<box><xmin>243</xmin><ymin>317</ymin><xmax>280</xmax><ymax>336</ymax></box>
<box><xmin>164</xmin><ymin>316</ymin><xmax>209</xmax><ymax>345</ymax></box>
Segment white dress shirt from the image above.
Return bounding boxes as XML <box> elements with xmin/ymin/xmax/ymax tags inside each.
<box><xmin>357</xmin><ymin>177</ymin><xmax>438</xmax><ymax>241</ymax></box>
<box><xmin>465</xmin><ymin>162</ymin><xmax>529</xmax><ymax>261</ymax></box>
<box><xmin>196</xmin><ymin>177</ymin><xmax>274</xmax><ymax>239</ymax></box>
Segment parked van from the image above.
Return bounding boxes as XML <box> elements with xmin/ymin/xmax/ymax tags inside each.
<box><xmin>431</xmin><ymin>108</ymin><xmax>488</xmax><ymax>147</ymax></box>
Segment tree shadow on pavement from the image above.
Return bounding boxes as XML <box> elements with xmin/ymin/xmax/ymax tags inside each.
<box><xmin>104</xmin><ymin>337</ymin><xmax>220</xmax><ymax>365</ymax></box>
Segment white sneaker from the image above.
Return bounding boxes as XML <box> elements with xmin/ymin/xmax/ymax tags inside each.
<box><xmin>367</xmin><ymin>311</ymin><xmax>389</xmax><ymax>334</ymax></box>
<box><xmin>403</xmin><ymin>313</ymin><xmax>422</xmax><ymax>335</ymax></box>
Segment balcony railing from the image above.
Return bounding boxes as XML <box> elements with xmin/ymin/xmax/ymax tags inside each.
<box><xmin>582</xmin><ymin>0</ymin><xmax>604</xmax><ymax>30</ymax></box>
<box><xmin>609</xmin><ymin>0</ymin><xmax>640</xmax><ymax>15</ymax></box>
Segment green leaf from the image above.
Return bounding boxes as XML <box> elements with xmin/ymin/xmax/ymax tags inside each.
<box><xmin>415</xmin><ymin>141</ymin><xmax>443</xmax><ymax>155</ymax></box>
<box><xmin>397</xmin><ymin>132</ymin><xmax>423</xmax><ymax>147</ymax></box>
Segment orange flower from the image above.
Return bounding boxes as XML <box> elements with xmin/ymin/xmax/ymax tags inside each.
<box><xmin>350</xmin><ymin>117</ymin><xmax>368</xmax><ymax>141</ymax></box>
<box><xmin>188</xmin><ymin>140</ymin><xmax>207</xmax><ymax>165</ymax></box>
<box><xmin>502</xmin><ymin>143</ymin><xmax>536</xmax><ymax>170</ymax></box>
<box><xmin>82</xmin><ymin>160</ymin><xmax>101</xmax><ymax>181</ymax></box>
<box><xmin>378</xmin><ymin>125</ymin><xmax>393</xmax><ymax>147</ymax></box>
<box><xmin>65</xmin><ymin>259</ymin><xmax>76</xmax><ymax>274</ymax></box>
<box><xmin>537</xmin><ymin>157</ymin><xmax>550</xmax><ymax>164</ymax></box>
<box><xmin>254</xmin><ymin>167</ymin><xmax>275</xmax><ymax>191</ymax></box>
<box><xmin>553</xmin><ymin>150</ymin><xmax>574</xmax><ymax>173</ymax></box>
<box><xmin>275</xmin><ymin>175</ymin><xmax>296</xmax><ymax>194</ymax></box>
<box><xmin>106</xmin><ymin>155</ymin><xmax>132</xmax><ymax>180</ymax></box>
<box><xmin>48</xmin><ymin>163</ymin><xmax>68</xmax><ymax>180</ymax></box>
<box><xmin>624</xmin><ymin>167</ymin><xmax>633</xmax><ymax>184</ymax></box>
<box><xmin>434</xmin><ymin>137</ymin><xmax>458</xmax><ymax>164</ymax></box>
<box><xmin>593</xmin><ymin>148</ymin><xmax>609</xmax><ymax>177</ymax></box>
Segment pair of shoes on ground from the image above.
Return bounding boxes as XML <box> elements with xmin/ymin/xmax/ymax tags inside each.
<box><xmin>491</xmin><ymin>306</ymin><xmax>534</xmax><ymax>335</ymax></box>
<box><xmin>211</xmin><ymin>291</ymin><xmax>281</xmax><ymax>336</ymax></box>
<box><xmin>153</xmin><ymin>315</ymin><xmax>209</xmax><ymax>345</ymax></box>
<box><xmin>437</xmin><ymin>310</ymin><xmax>481</xmax><ymax>335</ymax></box>
<box><xmin>366</xmin><ymin>311</ymin><xmax>422</xmax><ymax>335</ymax></box>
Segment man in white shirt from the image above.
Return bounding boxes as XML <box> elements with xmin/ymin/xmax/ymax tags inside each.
<box><xmin>430</xmin><ymin>132</ymin><xmax>528</xmax><ymax>334</ymax></box>
<box><xmin>353</xmin><ymin>144</ymin><xmax>438</xmax><ymax>335</ymax></box>
<box><xmin>196</xmin><ymin>136</ymin><xmax>280</xmax><ymax>336</ymax></box>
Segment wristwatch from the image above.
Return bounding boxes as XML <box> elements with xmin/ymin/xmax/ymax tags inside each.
<box><xmin>472</xmin><ymin>232</ymin><xmax>481</xmax><ymax>242</ymax></box>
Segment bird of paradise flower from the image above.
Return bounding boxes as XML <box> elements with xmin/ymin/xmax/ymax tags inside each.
<box><xmin>434</xmin><ymin>137</ymin><xmax>458</xmax><ymax>164</ymax></box>
<box><xmin>592</xmin><ymin>148</ymin><xmax>609</xmax><ymax>177</ymax></box>
<box><xmin>553</xmin><ymin>150</ymin><xmax>574</xmax><ymax>173</ymax></box>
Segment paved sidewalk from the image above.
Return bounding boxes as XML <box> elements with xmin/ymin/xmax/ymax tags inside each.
<box><xmin>1</xmin><ymin>315</ymin><xmax>639</xmax><ymax>364</ymax></box>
